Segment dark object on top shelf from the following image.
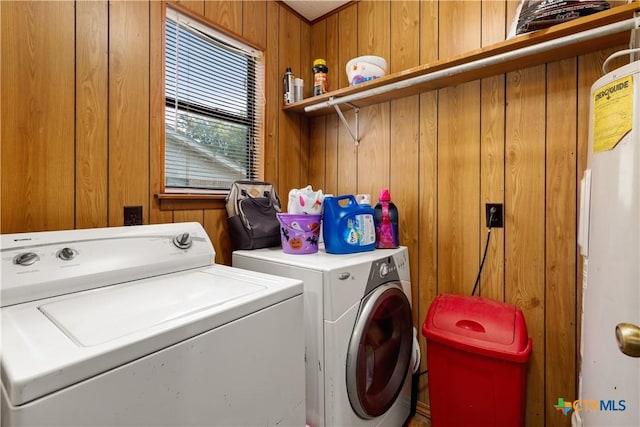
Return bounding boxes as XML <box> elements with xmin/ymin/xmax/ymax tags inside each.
<box><xmin>511</xmin><ymin>0</ymin><xmax>610</xmax><ymax>36</ymax></box>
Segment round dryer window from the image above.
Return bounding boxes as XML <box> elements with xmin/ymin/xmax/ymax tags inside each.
<box><xmin>346</xmin><ymin>282</ymin><xmax>413</xmax><ymax>419</ymax></box>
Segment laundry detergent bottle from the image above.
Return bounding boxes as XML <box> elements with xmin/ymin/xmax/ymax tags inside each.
<box><xmin>322</xmin><ymin>195</ymin><xmax>376</xmax><ymax>254</ymax></box>
<box><xmin>374</xmin><ymin>189</ymin><xmax>399</xmax><ymax>248</ymax></box>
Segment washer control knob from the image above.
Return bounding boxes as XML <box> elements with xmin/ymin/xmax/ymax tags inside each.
<box><xmin>173</xmin><ymin>232</ymin><xmax>193</xmax><ymax>249</ymax></box>
<box><xmin>14</xmin><ymin>252</ymin><xmax>39</xmax><ymax>266</ymax></box>
<box><xmin>58</xmin><ymin>247</ymin><xmax>76</xmax><ymax>261</ymax></box>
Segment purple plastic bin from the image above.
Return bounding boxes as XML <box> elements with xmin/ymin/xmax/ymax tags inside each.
<box><xmin>277</xmin><ymin>213</ymin><xmax>321</xmax><ymax>254</ymax></box>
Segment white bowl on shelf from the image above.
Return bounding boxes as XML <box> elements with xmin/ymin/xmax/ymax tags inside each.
<box><xmin>345</xmin><ymin>55</ymin><xmax>387</xmax><ymax>86</ymax></box>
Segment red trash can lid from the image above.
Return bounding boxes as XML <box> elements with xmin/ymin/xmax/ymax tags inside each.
<box><xmin>422</xmin><ymin>294</ymin><xmax>532</xmax><ymax>363</ymax></box>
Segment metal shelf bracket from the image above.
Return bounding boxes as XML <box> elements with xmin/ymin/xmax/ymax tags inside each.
<box><xmin>331</xmin><ymin>97</ymin><xmax>360</xmax><ymax>145</ymax></box>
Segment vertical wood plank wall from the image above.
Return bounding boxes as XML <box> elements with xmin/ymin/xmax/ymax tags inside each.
<box><xmin>0</xmin><ymin>0</ymin><xmax>631</xmax><ymax>425</ymax></box>
<box><xmin>1</xmin><ymin>0</ymin><xmax>311</xmax><ymax>267</ymax></box>
<box><xmin>307</xmin><ymin>1</ymin><xmax>629</xmax><ymax>426</ymax></box>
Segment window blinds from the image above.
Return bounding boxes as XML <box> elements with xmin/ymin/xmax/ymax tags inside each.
<box><xmin>165</xmin><ymin>7</ymin><xmax>264</xmax><ymax>191</ymax></box>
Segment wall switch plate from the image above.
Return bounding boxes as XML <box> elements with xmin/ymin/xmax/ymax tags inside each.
<box><xmin>124</xmin><ymin>206</ymin><xmax>143</xmax><ymax>226</ymax></box>
<box><xmin>485</xmin><ymin>203</ymin><xmax>504</xmax><ymax>228</ymax></box>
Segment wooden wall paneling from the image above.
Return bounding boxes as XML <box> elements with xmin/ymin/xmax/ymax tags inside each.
<box><xmin>356</xmin><ymin>98</ymin><xmax>390</xmax><ymax>198</ymax></box>
<box><xmin>308</xmin><ymin>21</ymin><xmax>328</xmax><ymax>192</ymax></box>
<box><xmin>355</xmin><ymin>1</ymin><xmax>390</xmax><ymax>199</ymax></box>
<box><xmin>264</xmin><ymin>0</ymin><xmax>280</xmax><ymax>185</ymax></box>
<box><xmin>478</xmin><ymin>73</ymin><xmax>506</xmax><ymax>302</ymax></box>
<box><xmin>438</xmin><ymin>0</ymin><xmax>481</xmax><ymax>57</ymax></box>
<box><xmin>309</xmin><ymin>117</ymin><xmax>327</xmax><ymax>191</ymax></box>
<box><xmin>278</xmin><ymin>7</ymin><xmax>302</xmax><ymax>90</ymax></box>
<box><xmin>390</xmin><ymin>1</ymin><xmax>419</xmax><ymax>73</ymax></box>
<box><xmin>417</xmin><ymin>0</ymin><xmax>440</xmax><ymax>409</ymax></box>
<box><xmin>150</xmin><ymin>1</ymin><xmax>175</xmax><ymax>225</ymax></box>
<box><xmin>108</xmin><ymin>1</ymin><xmax>150</xmax><ymax>227</ymax></box>
<box><xmin>204</xmin><ymin>0</ymin><xmax>242</xmax><ymax>35</ymax></box>
<box><xmin>278</xmin><ymin>7</ymin><xmax>302</xmax><ymax>202</ymax></box>
<box><xmin>0</xmin><ymin>1</ymin><xmax>75</xmax><ymax>233</ymax></box>
<box><xmin>76</xmin><ymin>1</ymin><xmax>109</xmax><ymax>230</ymax></box>
<box><xmin>300</xmin><ymin>19</ymin><xmax>312</xmax><ymax>86</ymax></box>
<box><xmin>336</xmin><ymin>6</ymin><xmax>358</xmax><ymax>195</ymax></box>
<box><xmin>175</xmin><ymin>0</ymin><xmax>205</xmax><ymax>16</ymax></box>
<box><xmin>391</xmin><ymin>110</ymin><xmax>421</xmax><ymax>296</ymax></box>
<box><xmin>299</xmin><ymin>24</ymin><xmax>311</xmax><ymax>186</ymax></box>
<box><xmin>417</xmin><ymin>90</ymin><xmax>438</xmax><ymax>411</ymax></box>
<box><xmin>336</xmin><ymin>109</ymin><xmax>358</xmax><ymax>196</ymax></box>
<box><xmin>324</xmin><ymin>115</ymin><xmax>339</xmax><ymax>196</ymax></box>
<box><xmin>545</xmin><ymin>57</ymin><xmax>577</xmax><ymax>427</ymax></box>
<box><xmin>337</xmin><ymin>6</ymin><xmax>357</xmax><ymax>91</ymax></box>
<box><xmin>479</xmin><ymin>0</ymin><xmax>506</xmax><ymax>302</ymax></box>
<box><xmin>325</xmin><ymin>13</ymin><xmax>339</xmax><ymax>97</ymax></box>
<box><xmin>323</xmin><ymin>14</ymin><xmax>339</xmax><ymax>196</ymax></box>
<box><xmin>242</xmin><ymin>0</ymin><xmax>267</xmax><ymax>47</ymax></box>
<box><xmin>482</xmin><ymin>1</ymin><xmax>507</xmax><ymax>45</ymax></box>
<box><xmin>324</xmin><ymin>120</ymin><xmax>339</xmax><ymax>197</ymax></box>
<box><xmin>204</xmin><ymin>209</ymin><xmax>233</xmax><ymax>265</ymax></box>
<box><xmin>505</xmin><ymin>64</ymin><xmax>547</xmax><ymax>426</ymax></box>
<box><xmin>436</xmin><ymin>0</ymin><xmax>481</xmax><ymax>297</ymax></box>
<box><xmin>390</xmin><ymin>0</ymin><xmax>420</xmax><ymax>329</ymax></box>
<box><xmin>310</xmin><ymin>20</ymin><xmax>327</xmax><ymax>99</ymax></box>
<box><xmin>173</xmin><ymin>209</ymin><xmax>204</xmax><ymax>225</ymax></box>
<box><xmin>436</xmin><ymin>82</ymin><xmax>482</xmax><ymax>297</ymax></box>
<box><xmin>300</xmin><ymin>124</ymin><xmax>311</xmax><ymax>189</ymax></box>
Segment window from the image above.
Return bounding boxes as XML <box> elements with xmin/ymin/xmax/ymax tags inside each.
<box><xmin>165</xmin><ymin>7</ymin><xmax>264</xmax><ymax>193</ymax></box>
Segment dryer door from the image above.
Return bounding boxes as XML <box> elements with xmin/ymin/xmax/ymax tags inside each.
<box><xmin>346</xmin><ymin>282</ymin><xmax>413</xmax><ymax>419</ymax></box>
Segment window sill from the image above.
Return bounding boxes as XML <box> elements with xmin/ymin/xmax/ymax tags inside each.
<box><xmin>156</xmin><ymin>193</ymin><xmax>227</xmax><ymax>211</ymax></box>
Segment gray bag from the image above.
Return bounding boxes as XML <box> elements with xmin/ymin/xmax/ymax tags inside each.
<box><xmin>225</xmin><ymin>180</ymin><xmax>282</xmax><ymax>250</ymax></box>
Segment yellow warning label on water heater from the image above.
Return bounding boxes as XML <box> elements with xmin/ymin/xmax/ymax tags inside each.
<box><xmin>592</xmin><ymin>75</ymin><xmax>633</xmax><ymax>153</ymax></box>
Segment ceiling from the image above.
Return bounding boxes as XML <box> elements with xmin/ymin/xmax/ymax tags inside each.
<box><xmin>281</xmin><ymin>0</ymin><xmax>351</xmax><ymax>22</ymax></box>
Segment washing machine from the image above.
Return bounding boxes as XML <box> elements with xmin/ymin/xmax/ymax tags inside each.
<box><xmin>1</xmin><ymin>222</ymin><xmax>305</xmax><ymax>427</ymax></box>
<box><xmin>233</xmin><ymin>245</ymin><xmax>416</xmax><ymax>427</ymax></box>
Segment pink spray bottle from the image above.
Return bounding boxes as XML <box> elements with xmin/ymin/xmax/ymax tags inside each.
<box><xmin>374</xmin><ymin>189</ymin><xmax>399</xmax><ymax>249</ymax></box>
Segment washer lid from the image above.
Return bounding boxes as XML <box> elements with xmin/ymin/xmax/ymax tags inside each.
<box><xmin>39</xmin><ymin>269</ymin><xmax>263</xmax><ymax>347</ymax></box>
<box><xmin>1</xmin><ymin>265</ymin><xmax>302</xmax><ymax>406</ymax></box>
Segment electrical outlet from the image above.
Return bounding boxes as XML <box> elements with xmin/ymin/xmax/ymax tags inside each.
<box><xmin>124</xmin><ymin>206</ymin><xmax>143</xmax><ymax>226</ymax></box>
<box><xmin>485</xmin><ymin>203</ymin><xmax>503</xmax><ymax>228</ymax></box>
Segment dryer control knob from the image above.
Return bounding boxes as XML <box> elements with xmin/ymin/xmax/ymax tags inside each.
<box><xmin>379</xmin><ymin>263</ymin><xmax>389</xmax><ymax>278</ymax></box>
<box><xmin>173</xmin><ymin>232</ymin><xmax>193</xmax><ymax>249</ymax></box>
<box><xmin>57</xmin><ymin>247</ymin><xmax>76</xmax><ymax>261</ymax></box>
<box><xmin>14</xmin><ymin>252</ymin><xmax>40</xmax><ymax>266</ymax></box>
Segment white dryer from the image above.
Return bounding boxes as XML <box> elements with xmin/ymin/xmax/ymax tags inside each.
<box><xmin>1</xmin><ymin>222</ymin><xmax>305</xmax><ymax>427</ymax></box>
<box><xmin>233</xmin><ymin>246</ymin><xmax>415</xmax><ymax>427</ymax></box>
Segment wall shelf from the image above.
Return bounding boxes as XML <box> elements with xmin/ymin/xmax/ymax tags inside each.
<box><xmin>283</xmin><ymin>2</ymin><xmax>640</xmax><ymax>117</ymax></box>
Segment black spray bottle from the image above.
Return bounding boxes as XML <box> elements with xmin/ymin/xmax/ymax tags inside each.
<box><xmin>283</xmin><ymin>67</ymin><xmax>294</xmax><ymax>105</ymax></box>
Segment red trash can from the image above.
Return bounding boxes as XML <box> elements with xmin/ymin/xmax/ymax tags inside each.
<box><xmin>422</xmin><ymin>294</ymin><xmax>532</xmax><ymax>427</ymax></box>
